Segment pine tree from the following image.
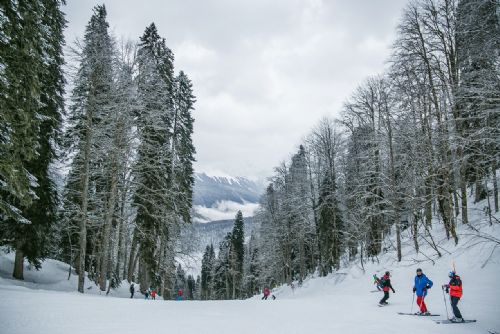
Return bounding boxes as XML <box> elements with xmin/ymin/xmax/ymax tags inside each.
<box><xmin>317</xmin><ymin>172</ymin><xmax>343</xmax><ymax>273</ymax></box>
<box><xmin>171</xmin><ymin>71</ymin><xmax>196</xmax><ymax>223</ymax></box>
<box><xmin>230</xmin><ymin>211</ymin><xmax>245</xmax><ymax>299</ymax></box>
<box><xmin>201</xmin><ymin>244</ymin><xmax>215</xmax><ymax>299</ymax></box>
<box><xmin>133</xmin><ymin>22</ymin><xmax>175</xmax><ymax>290</ymax></box>
<box><xmin>0</xmin><ymin>1</ymin><xmax>43</xmax><ymax>221</ymax></box>
<box><xmin>212</xmin><ymin>233</ymin><xmax>232</xmax><ymax>299</ymax></box>
<box><xmin>62</xmin><ymin>4</ymin><xmax>115</xmax><ymax>292</ymax></box>
<box><xmin>0</xmin><ymin>0</ymin><xmax>65</xmax><ymax>280</ymax></box>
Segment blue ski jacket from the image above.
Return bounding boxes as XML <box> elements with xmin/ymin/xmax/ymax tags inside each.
<box><xmin>414</xmin><ymin>274</ymin><xmax>433</xmax><ymax>297</ymax></box>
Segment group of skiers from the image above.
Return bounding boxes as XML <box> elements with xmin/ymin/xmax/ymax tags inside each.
<box><xmin>129</xmin><ymin>283</ymin><xmax>158</xmax><ymax>300</ymax></box>
<box><xmin>375</xmin><ymin>268</ymin><xmax>464</xmax><ymax>323</ymax></box>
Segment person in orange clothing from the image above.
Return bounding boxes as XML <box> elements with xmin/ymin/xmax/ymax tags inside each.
<box><xmin>151</xmin><ymin>289</ymin><xmax>157</xmax><ymax>300</ymax></box>
<box><xmin>443</xmin><ymin>271</ymin><xmax>464</xmax><ymax>322</ymax></box>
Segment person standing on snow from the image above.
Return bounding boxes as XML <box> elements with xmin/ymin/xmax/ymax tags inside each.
<box><xmin>177</xmin><ymin>289</ymin><xmax>184</xmax><ymax>301</ymax></box>
<box><xmin>442</xmin><ymin>271</ymin><xmax>464</xmax><ymax>322</ymax></box>
<box><xmin>379</xmin><ymin>271</ymin><xmax>396</xmax><ymax>305</ymax></box>
<box><xmin>151</xmin><ymin>289</ymin><xmax>157</xmax><ymax>300</ymax></box>
<box><xmin>413</xmin><ymin>268</ymin><xmax>433</xmax><ymax>315</ymax></box>
<box><xmin>129</xmin><ymin>283</ymin><xmax>135</xmax><ymax>299</ymax></box>
<box><xmin>262</xmin><ymin>287</ymin><xmax>270</xmax><ymax>300</ymax></box>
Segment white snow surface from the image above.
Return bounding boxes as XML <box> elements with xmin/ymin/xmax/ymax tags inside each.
<box><xmin>1</xmin><ymin>203</ymin><xmax>500</xmax><ymax>333</ymax></box>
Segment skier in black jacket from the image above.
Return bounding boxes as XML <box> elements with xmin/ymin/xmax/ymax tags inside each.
<box><xmin>129</xmin><ymin>283</ymin><xmax>135</xmax><ymax>298</ymax></box>
<box><xmin>379</xmin><ymin>271</ymin><xmax>396</xmax><ymax>305</ymax></box>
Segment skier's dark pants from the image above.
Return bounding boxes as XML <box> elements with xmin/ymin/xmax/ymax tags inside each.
<box><xmin>262</xmin><ymin>295</ymin><xmax>268</xmax><ymax>300</ymax></box>
<box><xmin>130</xmin><ymin>292</ymin><xmax>134</xmax><ymax>298</ymax></box>
<box><xmin>450</xmin><ymin>296</ymin><xmax>462</xmax><ymax>318</ymax></box>
<box><xmin>380</xmin><ymin>291</ymin><xmax>389</xmax><ymax>304</ymax></box>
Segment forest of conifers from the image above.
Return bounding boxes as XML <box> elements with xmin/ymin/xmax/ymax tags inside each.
<box><xmin>1</xmin><ymin>0</ymin><xmax>499</xmax><ymax>301</ymax></box>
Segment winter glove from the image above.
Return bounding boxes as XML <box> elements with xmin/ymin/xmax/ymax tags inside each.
<box><xmin>413</xmin><ymin>287</ymin><xmax>416</xmax><ymax>293</ymax></box>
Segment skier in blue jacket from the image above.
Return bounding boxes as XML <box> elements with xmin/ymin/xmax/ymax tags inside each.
<box><xmin>413</xmin><ymin>268</ymin><xmax>433</xmax><ymax>315</ymax></box>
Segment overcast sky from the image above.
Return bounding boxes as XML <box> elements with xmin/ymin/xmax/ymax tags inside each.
<box><xmin>63</xmin><ymin>0</ymin><xmax>408</xmax><ymax>180</ymax></box>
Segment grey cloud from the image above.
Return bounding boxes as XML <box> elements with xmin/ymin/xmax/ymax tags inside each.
<box><xmin>63</xmin><ymin>0</ymin><xmax>408</xmax><ymax>179</ymax></box>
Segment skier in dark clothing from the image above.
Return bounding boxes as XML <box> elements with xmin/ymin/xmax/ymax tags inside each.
<box><xmin>129</xmin><ymin>283</ymin><xmax>135</xmax><ymax>299</ymax></box>
<box><xmin>443</xmin><ymin>271</ymin><xmax>464</xmax><ymax>322</ymax></box>
<box><xmin>379</xmin><ymin>271</ymin><xmax>396</xmax><ymax>305</ymax></box>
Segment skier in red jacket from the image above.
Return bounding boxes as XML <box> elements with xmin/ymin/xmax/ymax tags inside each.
<box><xmin>262</xmin><ymin>287</ymin><xmax>270</xmax><ymax>300</ymax></box>
<box><xmin>177</xmin><ymin>289</ymin><xmax>184</xmax><ymax>301</ymax></box>
<box><xmin>378</xmin><ymin>271</ymin><xmax>396</xmax><ymax>305</ymax></box>
<box><xmin>442</xmin><ymin>271</ymin><xmax>464</xmax><ymax>322</ymax></box>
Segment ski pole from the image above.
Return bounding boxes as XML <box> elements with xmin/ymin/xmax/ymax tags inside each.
<box><xmin>441</xmin><ymin>287</ymin><xmax>450</xmax><ymax>319</ymax></box>
<box><xmin>410</xmin><ymin>292</ymin><xmax>415</xmax><ymax>314</ymax></box>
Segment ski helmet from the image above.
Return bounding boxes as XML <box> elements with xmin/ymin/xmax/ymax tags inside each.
<box><xmin>416</xmin><ymin>268</ymin><xmax>422</xmax><ymax>273</ymax></box>
<box><xmin>385</xmin><ymin>271</ymin><xmax>390</xmax><ymax>276</ymax></box>
<box><xmin>448</xmin><ymin>271</ymin><xmax>455</xmax><ymax>278</ymax></box>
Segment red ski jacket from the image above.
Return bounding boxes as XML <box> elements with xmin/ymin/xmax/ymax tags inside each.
<box><xmin>381</xmin><ymin>274</ymin><xmax>394</xmax><ymax>292</ymax></box>
<box><xmin>447</xmin><ymin>275</ymin><xmax>463</xmax><ymax>298</ymax></box>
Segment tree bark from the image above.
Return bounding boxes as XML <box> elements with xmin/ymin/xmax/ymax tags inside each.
<box><xmin>13</xmin><ymin>242</ymin><xmax>24</xmax><ymax>280</ymax></box>
<box><xmin>99</xmin><ymin>165</ymin><xmax>119</xmax><ymax>291</ymax></box>
<box><xmin>127</xmin><ymin>230</ymin><xmax>139</xmax><ymax>283</ymax></box>
<box><xmin>78</xmin><ymin>108</ymin><xmax>93</xmax><ymax>293</ymax></box>
<box><xmin>492</xmin><ymin>163</ymin><xmax>498</xmax><ymax>212</ymax></box>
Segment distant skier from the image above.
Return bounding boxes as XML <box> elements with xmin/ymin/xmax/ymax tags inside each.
<box><xmin>177</xmin><ymin>289</ymin><xmax>184</xmax><ymax>301</ymax></box>
<box><xmin>145</xmin><ymin>288</ymin><xmax>150</xmax><ymax>300</ymax></box>
<box><xmin>262</xmin><ymin>287</ymin><xmax>270</xmax><ymax>300</ymax></box>
<box><xmin>378</xmin><ymin>271</ymin><xmax>396</xmax><ymax>305</ymax></box>
<box><xmin>151</xmin><ymin>289</ymin><xmax>157</xmax><ymax>300</ymax></box>
<box><xmin>442</xmin><ymin>271</ymin><xmax>464</xmax><ymax>322</ymax></box>
<box><xmin>373</xmin><ymin>274</ymin><xmax>382</xmax><ymax>291</ymax></box>
<box><xmin>129</xmin><ymin>283</ymin><xmax>135</xmax><ymax>299</ymax></box>
<box><xmin>413</xmin><ymin>268</ymin><xmax>433</xmax><ymax>315</ymax></box>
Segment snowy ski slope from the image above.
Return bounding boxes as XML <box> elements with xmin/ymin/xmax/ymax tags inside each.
<box><xmin>1</xmin><ymin>200</ymin><xmax>499</xmax><ymax>334</ymax></box>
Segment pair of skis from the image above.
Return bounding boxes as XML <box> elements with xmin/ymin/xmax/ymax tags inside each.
<box><xmin>434</xmin><ymin>319</ymin><xmax>477</xmax><ymax>324</ymax></box>
<box><xmin>398</xmin><ymin>312</ymin><xmax>477</xmax><ymax>324</ymax></box>
<box><xmin>397</xmin><ymin>312</ymin><xmax>439</xmax><ymax>317</ymax></box>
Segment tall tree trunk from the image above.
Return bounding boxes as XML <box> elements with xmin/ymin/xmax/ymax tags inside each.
<box><xmin>453</xmin><ymin>190</ymin><xmax>460</xmax><ymax>217</ymax></box>
<box><xmin>460</xmin><ymin>168</ymin><xmax>469</xmax><ymax>224</ymax></box>
<box><xmin>412</xmin><ymin>213</ymin><xmax>419</xmax><ymax>254</ymax></box>
<box><xmin>13</xmin><ymin>242</ymin><xmax>24</xmax><ymax>280</ymax></box>
<box><xmin>475</xmin><ymin>177</ymin><xmax>486</xmax><ymax>203</ymax></box>
<box><xmin>78</xmin><ymin>109</ymin><xmax>93</xmax><ymax>293</ymax></box>
<box><xmin>492</xmin><ymin>163</ymin><xmax>498</xmax><ymax>213</ymax></box>
<box><xmin>127</xmin><ymin>230</ymin><xmax>139</xmax><ymax>283</ymax></box>
<box><xmin>115</xmin><ymin>215</ymin><xmax>124</xmax><ymax>280</ymax></box>
<box><xmin>99</xmin><ymin>166</ymin><xmax>119</xmax><ymax>291</ymax></box>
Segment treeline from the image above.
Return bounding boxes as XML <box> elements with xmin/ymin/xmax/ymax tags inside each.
<box><xmin>200</xmin><ymin>211</ymin><xmax>252</xmax><ymax>299</ymax></box>
<box><xmin>1</xmin><ymin>3</ymin><xmax>196</xmax><ymax>299</ymax></box>
<box><xmin>252</xmin><ymin>0</ymin><xmax>499</xmax><ymax>288</ymax></box>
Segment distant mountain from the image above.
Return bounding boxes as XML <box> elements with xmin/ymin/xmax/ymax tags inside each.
<box><xmin>192</xmin><ymin>172</ymin><xmax>264</xmax><ymax>223</ymax></box>
<box><xmin>193</xmin><ymin>173</ymin><xmax>264</xmax><ymax>207</ymax></box>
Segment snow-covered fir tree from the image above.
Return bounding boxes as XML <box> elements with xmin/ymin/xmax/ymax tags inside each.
<box><xmin>0</xmin><ymin>0</ymin><xmax>65</xmax><ymax>280</ymax></box>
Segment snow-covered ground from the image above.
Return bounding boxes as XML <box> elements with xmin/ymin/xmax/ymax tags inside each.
<box><xmin>1</xmin><ymin>202</ymin><xmax>499</xmax><ymax>334</ymax></box>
